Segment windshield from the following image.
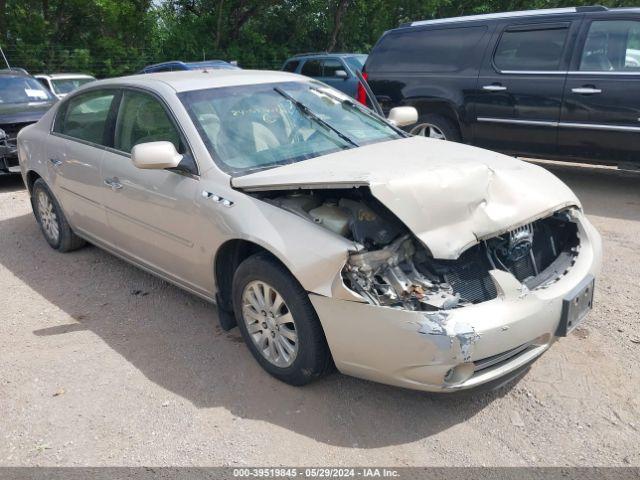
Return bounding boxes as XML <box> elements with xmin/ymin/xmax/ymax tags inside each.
<box><xmin>0</xmin><ymin>76</ymin><xmax>54</xmax><ymax>104</ymax></box>
<box><xmin>51</xmin><ymin>77</ymin><xmax>94</xmax><ymax>95</ymax></box>
<box><xmin>344</xmin><ymin>55</ymin><xmax>367</xmax><ymax>72</ymax></box>
<box><xmin>179</xmin><ymin>81</ymin><xmax>402</xmax><ymax>175</ymax></box>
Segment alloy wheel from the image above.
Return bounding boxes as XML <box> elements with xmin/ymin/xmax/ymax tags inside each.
<box><xmin>410</xmin><ymin>123</ymin><xmax>446</xmax><ymax>140</ymax></box>
<box><xmin>241</xmin><ymin>280</ymin><xmax>299</xmax><ymax>368</ymax></box>
<box><xmin>36</xmin><ymin>190</ymin><xmax>60</xmax><ymax>244</ymax></box>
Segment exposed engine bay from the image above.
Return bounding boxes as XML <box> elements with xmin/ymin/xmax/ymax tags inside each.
<box><xmin>260</xmin><ymin>188</ymin><xmax>580</xmax><ymax>312</ymax></box>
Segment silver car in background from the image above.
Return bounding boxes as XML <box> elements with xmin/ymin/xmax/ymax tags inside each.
<box><xmin>17</xmin><ymin>70</ymin><xmax>601</xmax><ymax>392</ymax></box>
<box><xmin>34</xmin><ymin>73</ymin><xmax>96</xmax><ymax>100</ymax></box>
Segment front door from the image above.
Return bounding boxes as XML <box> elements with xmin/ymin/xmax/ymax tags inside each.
<box><xmin>50</xmin><ymin>89</ymin><xmax>118</xmax><ymax>242</ymax></box>
<box><xmin>473</xmin><ymin>21</ymin><xmax>577</xmax><ymax>157</ymax></box>
<box><xmin>318</xmin><ymin>58</ymin><xmax>352</xmax><ymax>96</ymax></box>
<box><xmin>100</xmin><ymin>89</ymin><xmax>205</xmax><ymax>292</ymax></box>
<box><xmin>558</xmin><ymin>16</ymin><xmax>640</xmax><ymax>165</ymax></box>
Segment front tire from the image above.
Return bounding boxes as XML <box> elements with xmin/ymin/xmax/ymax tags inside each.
<box><xmin>32</xmin><ymin>178</ymin><xmax>86</xmax><ymax>252</ymax></box>
<box><xmin>232</xmin><ymin>253</ymin><xmax>332</xmax><ymax>386</ymax></box>
<box><xmin>409</xmin><ymin>113</ymin><xmax>461</xmax><ymax>142</ymax></box>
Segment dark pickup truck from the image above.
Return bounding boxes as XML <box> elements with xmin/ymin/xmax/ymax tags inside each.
<box><xmin>1</xmin><ymin>69</ymin><xmax>56</xmax><ymax>174</ymax></box>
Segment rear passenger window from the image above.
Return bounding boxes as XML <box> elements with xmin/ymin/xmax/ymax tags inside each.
<box><xmin>494</xmin><ymin>25</ymin><xmax>569</xmax><ymax>71</ymax></box>
<box><xmin>301</xmin><ymin>60</ymin><xmax>322</xmax><ymax>76</ymax></box>
<box><xmin>367</xmin><ymin>26</ymin><xmax>487</xmax><ymax>73</ymax></box>
<box><xmin>54</xmin><ymin>90</ymin><xmax>115</xmax><ymax>145</ymax></box>
<box><xmin>580</xmin><ymin>20</ymin><xmax>640</xmax><ymax>71</ymax></box>
<box><xmin>283</xmin><ymin>60</ymin><xmax>300</xmax><ymax>72</ymax></box>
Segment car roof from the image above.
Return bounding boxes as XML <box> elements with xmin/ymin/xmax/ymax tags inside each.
<box><xmin>289</xmin><ymin>52</ymin><xmax>366</xmax><ymax>59</ymax></box>
<box><xmin>402</xmin><ymin>5</ymin><xmax>621</xmax><ymax>28</ymax></box>
<box><xmin>34</xmin><ymin>73</ymin><xmax>95</xmax><ymax>80</ymax></box>
<box><xmin>87</xmin><ymin>69</ymin><xmax>308</xmax><ymax>94</ymax></box>
<box><xmin>143</xmin><ymin>60</ymin><xmax>236</xmax><ymax>70</ymax></box>
<box><xmin>0</xmin><ymin>68</ymin><xmax>30</xmax><ymax>77</ymax></box>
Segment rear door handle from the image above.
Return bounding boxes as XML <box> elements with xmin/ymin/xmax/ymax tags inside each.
<box><xmin>104</xmin><ymin>178</ymin><xmax>123</xmax><ymax>190</ymax></box>
<box><xmin>571</xmin><ymin>87</ymin><xmax>602</xmax><ymax>95</ymax></box>
<box><xmin>482</xmin><ymin>84</ymin><xmax>507</xmax><ymax>92</ymax></box>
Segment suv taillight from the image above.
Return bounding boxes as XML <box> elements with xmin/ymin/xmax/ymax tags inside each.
<box><xmin>356</xmin><ymin>71</ymin><xmax>368</xmax><ymax>105</ymax></box>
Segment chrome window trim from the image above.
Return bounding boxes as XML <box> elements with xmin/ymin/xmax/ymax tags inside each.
<box><xmin>477</xmin><ymin>117</ymin><xmax>640</xmax><ymax>132</ymax></box>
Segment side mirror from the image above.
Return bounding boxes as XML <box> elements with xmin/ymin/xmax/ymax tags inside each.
<box><xmin>334</xmin><ymin>69</ymin><xmax>348</xmax><ymax>79</ymax></box>
<box><xmin>387</xmin><ymin>106</ymin><xmax>418</xmax><ymax>127</ymax></box>
<box><xmin>131</xmin><ymin>141</ymin><xmax>183</xmax><ymax>170</ymax></box>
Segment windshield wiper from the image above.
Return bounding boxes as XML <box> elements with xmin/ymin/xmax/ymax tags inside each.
<box><xmin>309</xmin><ymin>86</ymin><xmax>409</xmax><ymax>138</ymax></box>
<box><xmin>273</xmin><ymin>87</ymin><xmax>359</xmax><ymax>148</ymax></box>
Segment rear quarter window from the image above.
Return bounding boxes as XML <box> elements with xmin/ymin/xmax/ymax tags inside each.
<box><xmin>367</xmin><ymin>25</ymin><xmax>488</xmax><ymax>73</ymax></box>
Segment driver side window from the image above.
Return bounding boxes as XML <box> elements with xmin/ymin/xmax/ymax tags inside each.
<box><xmin>114</xmin><ymin>91</ymin><xmax>183</xmax><ymax>154</ymax></box>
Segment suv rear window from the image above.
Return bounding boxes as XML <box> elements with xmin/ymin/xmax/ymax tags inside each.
<box><xmin>494</xmin><ymin>25</ymin><xmax>569</xmax><ymax>71</ymax></box>
<box><xmin>367</xmin><ymin>25</ymin><xmax>487</xmax><ymax>73</ymax></box>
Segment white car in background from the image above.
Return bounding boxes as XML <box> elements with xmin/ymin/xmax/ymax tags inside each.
<box><xmin>34</xmin><ymin>73</ymin><xmax>96</xmax><ymax>99</ymax></box>
<box><xmin>17</xmin><ymin>70</ymin><xmax>601</xmax><ymax>392</ymax></box>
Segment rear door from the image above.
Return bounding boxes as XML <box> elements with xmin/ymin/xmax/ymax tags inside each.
<box><xmin>473</xmin><ymin>19</ymin><xmax>578</xmax><ymax>157</ymax></box>
<box><xmin>50</xmin><ymin>89</ymin><xmax>118</xmax><ymax>242</ymax></box>
<box><xmin>558</xmin><ymin>14</ymin><xmax>640</xmax><ymax>165</ymax></box>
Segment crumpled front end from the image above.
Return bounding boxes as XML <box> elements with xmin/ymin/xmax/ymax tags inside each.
<box><xmin>311</xmin><ymin>208</ymin><xmax>601</xmax><ymax>392</ymax></box>
<box><xmin>238</xmin><ymin>142</ymin><xmax>602</xmax><ymax>391</ymax></box>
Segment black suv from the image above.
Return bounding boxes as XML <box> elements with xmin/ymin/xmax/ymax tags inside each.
<box><xmin>0</xmin><ymin>69</ymin><xmax>56</xmax><ymax>174</ymax></box>
<box><xmin>362</xmin><ymin>6</ymin><xmax>640</xmax><ymax>167</ymax></box>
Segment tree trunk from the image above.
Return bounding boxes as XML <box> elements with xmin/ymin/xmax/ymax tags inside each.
<box><xmin>215</xmin><ymin>0</ymin><xmax>224</xmax><ymax>50</ymax></box>
<box><xmin>0</xmin><ymin>0</ymin><xmax>6</xmax><ymax>43</ymax></box>
<box><xmin>327</xmin><ymin>0</ymin><xmax>350</xmax><ymax>52</ymax></box>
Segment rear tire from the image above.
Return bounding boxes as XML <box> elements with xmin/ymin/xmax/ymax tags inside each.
<box><xmin>232</xmin><ymin>253</ymin><xmax>332</xmax><ymax>386</ymax></box>
<box><xmin>409</xmin><ymin>113</ymin><xmax>461</xmax><ymax>142</ymax></box>
<box><xmin>32</xmin><ymin>178</ymin><xmax>86</xmax><ymax>252</ymax></box>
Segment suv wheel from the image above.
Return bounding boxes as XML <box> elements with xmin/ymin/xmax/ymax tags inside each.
<box><xmin>232</xmin><ymin>253</ymin><xmax>332</xmax><ymax>386</ymax></box>
<box><xmin>32</xmin><ymin>179</ymin><xmax>86</xmax><ymax>252</ymax></box>
<box><xmin>409</xmin><ymin>114</ymin><xmax>461</xmax><ymax>142</ymax></box>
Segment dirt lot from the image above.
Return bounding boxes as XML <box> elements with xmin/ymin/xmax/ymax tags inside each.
<box><xmin>0</xmin><ymin>162</ymin><xmax>639</xmax><ymax>467</ymax></box>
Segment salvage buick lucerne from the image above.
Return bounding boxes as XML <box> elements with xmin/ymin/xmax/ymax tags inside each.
<box><xmin>17</xmin><ymin>70</ymin><xmax>602</xmax><ymax>392</ymax></box>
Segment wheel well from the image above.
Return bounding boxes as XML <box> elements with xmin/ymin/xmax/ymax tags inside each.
<box><xmin>26</xmin><ymin>171</ymin><xmax>42</xmax><ymax>194</ymax></box>
<box><xmin>214</xmin><ymin>239</ymin><xmax>287</xmax><ymax>313</ymax></box>
<box><xmin>412</xmin><ymin>101</ymin><xmax>464</xmax><ymax>137</ymax></box>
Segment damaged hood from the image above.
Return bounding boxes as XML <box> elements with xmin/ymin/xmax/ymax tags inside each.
<box><xmin>232</xmin><ymin>136</ymin><xmax>580</xmax><ymax>259</ymax></box>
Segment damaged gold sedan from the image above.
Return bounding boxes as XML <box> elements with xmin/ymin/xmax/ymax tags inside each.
<box><xmin>18</xmin><ymin>70</ymin><xmax>601</xmax><ymax>391</ymax></box>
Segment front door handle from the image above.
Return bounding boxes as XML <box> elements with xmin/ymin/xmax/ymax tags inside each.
<box><xmin>104</xmin><ymin>178</ymin><xmax>123</xmax><ymax>190</ymax></box>
<box><xmin>483</xmin><ymin>84</ymin><xmax>507</xmax><ymax>92</ymax></box>
<box><xmin>571</xmin><ymin>87</ymin><xmax>602</xmax><ymax>95</ymax></box>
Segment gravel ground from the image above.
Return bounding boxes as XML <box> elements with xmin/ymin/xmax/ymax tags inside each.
<box><xmin>0</xmin><ymin>161</ymin><xmax>638</xmax><ymax>467</ymax></box>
